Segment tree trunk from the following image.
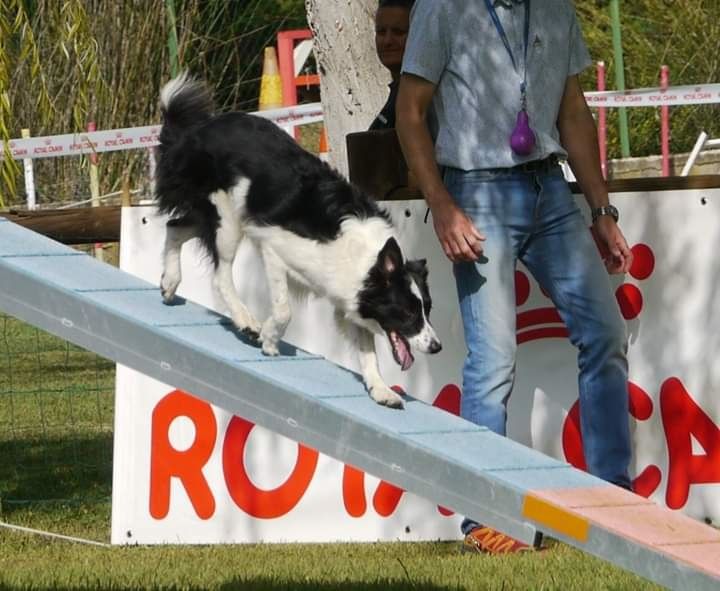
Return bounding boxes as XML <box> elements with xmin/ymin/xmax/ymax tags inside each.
<box><xmin>305</xmin><ymin>0</ymin><xmax>388</xmax><ymax>176</ymax></box>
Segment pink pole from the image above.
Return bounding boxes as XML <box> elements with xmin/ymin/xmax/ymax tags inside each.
<box><xmin>596</xmin><ymin>61</ymin><xmax>607</xmax><ymax>179</ymax></box>
<box><xmin>660</xmin><ymin>65</ymin><xmax>670</xmax><ymax>177</ymax></box>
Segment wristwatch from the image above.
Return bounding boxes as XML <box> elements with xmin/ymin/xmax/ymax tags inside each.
<box><xmin>591</xmin><ymin>204</ymin><xmax>619</xmax><ymax>224</ymax></box>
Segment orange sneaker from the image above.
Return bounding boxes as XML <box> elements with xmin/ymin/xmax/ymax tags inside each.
<box><xmin>462</xmin><ymin>526</ymin><xmax>536</xmax><ymax>554</ymax></box>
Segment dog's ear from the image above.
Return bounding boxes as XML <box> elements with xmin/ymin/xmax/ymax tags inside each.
<box><xmin>378</xmin><ymin>237</ymin><xmax>403</xmax><ymax>276</ymax></box>
<box><xmin>407</xmin><ymin>258</ymin><xmax>428</xmax><ymax>279</ymax></box>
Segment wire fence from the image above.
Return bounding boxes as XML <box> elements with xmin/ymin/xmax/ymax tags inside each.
<box><xmin>8</xmin><ymin>0</ymin><xmax>311</xmax><ymax>209</ymax></box>
<box><xmin>0</xmin><ymin>1</ymin><xmax>317</xmax><ymax>537</ymax></box>
<box><xmin>0</xmin><ymin>312</ymin><xmax>115</xmax><ymax>512</ymax></box>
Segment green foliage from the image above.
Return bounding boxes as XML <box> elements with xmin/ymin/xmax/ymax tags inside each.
<box><xmin>174</xmin><ymin>0</ymin><xmax>307</xmax><ymax>111</ymax></box>
<box><xmin>1</xmin><ymin>0</ymin><xmax>308</xmax><ymax>207</ymax></box>
<box><xmin>1</xmin><ymin>0</ymin><xmax>719</xmax><ymax>206</ymax></box>
<box><xmin>0</xmin><ymin>0</ymin><xmax>55</xmax><ymax>206</ymax></box>
<box><xmin>577</xmin><ymin>0</ymin><xmax>720</xmax><ymax>159</ymax></box>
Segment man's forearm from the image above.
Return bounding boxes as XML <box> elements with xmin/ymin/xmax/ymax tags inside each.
<box><xmin>560</xmin><ymin>106</ymin><xmax>610</xmax><ymax>210</ymax></box>
<box><xmin>396</xmin><ymin>113</ymin><xmax>451</xmax><ymax>210</ymax></box>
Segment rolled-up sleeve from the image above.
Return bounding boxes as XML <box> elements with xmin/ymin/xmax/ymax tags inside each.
<box><xmin>401</xmin><ymin>0</ymin><xmax>449</xmax><ymax>84</ymax></box>
<box><xmin>567</xmin><ymin>6</ymin><xmax>592</xmax><ymax>76</ymax></box>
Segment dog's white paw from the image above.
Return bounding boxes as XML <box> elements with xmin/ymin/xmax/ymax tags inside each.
<box><xmin>160</xmin><ymin>272</ymin><xmax>180</xmax><ymax>303</ymax></box>
<box><xmin>261</xmin><ymin>340</ymin><xmax>280</xmax><ymax>356</ymax></box>
<box><xmin>370</xmin><ymin>386</ymin><xmax>404</xmax><ymax>409</ymax></box>
<box><xmin>232</xmin><ymin>312</ymin><xmax>261</xmax><ymax>336</ymax></box>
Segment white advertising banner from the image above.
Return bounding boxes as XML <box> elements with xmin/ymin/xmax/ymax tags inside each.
<box><xmin>112</xmin><ymin>191</ymin><xmax>720</xmax><ymax>545</ymax></box>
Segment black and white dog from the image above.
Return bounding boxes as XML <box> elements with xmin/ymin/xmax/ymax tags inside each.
<box><xmin>155</xmin><ymin>73</ymin><xmax>441</xmax><ymax>409</ymax></box>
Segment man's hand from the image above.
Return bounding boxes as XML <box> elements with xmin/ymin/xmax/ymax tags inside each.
<box><xmin>430</xmin><ymin>201</ymin><xmax>485</xmax><ymax>263</ymax></box>
<box><xmin>396</xmin><ymin>74</ymin><xmax>486</xmax><ymax>263</ymax></box>
<box><xmin>592</xmin><ymin>217</ymin><xmax>633</xmax><ymax>274</ymax></box>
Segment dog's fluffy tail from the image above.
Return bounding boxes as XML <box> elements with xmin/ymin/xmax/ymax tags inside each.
<box><xmin>159</xmin><ymin>72</ymin><xmax>214</xmax><ymax>145</ymax></box>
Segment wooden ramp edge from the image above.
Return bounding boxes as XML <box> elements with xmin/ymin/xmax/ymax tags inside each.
<box><xmin>1</xmin><ymin>218</ymin><xmax>718</xmax><ymax>590</ymax></box>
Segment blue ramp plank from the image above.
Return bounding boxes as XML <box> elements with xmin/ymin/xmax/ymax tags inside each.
<box><xmin>1</xmin><ymin>220</ymin><xmax>719</xmax><ymax>591</ymax></box>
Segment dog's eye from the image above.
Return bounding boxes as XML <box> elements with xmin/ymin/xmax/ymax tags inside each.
<box><xmin>402</xmin><ymin>310</ymin><xmax>417</xmax><ymax>321</ymax></box>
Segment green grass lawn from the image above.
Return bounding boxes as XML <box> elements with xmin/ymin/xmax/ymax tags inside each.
<box><xmin>0</xmin><ymin>527</ymin><xmax>661</xmax><ymax>591</ymax></box>
<box><xmin>0</xmin><ymin>314</ymin><xmax>661</xmax><ymax>590</ymax></box>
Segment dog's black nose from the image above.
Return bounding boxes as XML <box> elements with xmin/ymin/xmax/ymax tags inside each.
<box><xmin>429</xmin><ymin>340</ymin><xmax>442</xmax><ymax>354</ymax></box>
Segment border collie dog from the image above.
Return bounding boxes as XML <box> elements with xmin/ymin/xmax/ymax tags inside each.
<box><xmin>155</xmin><ymin>73</ymin><xmax>441</xmax><ymax>409</ymax></box>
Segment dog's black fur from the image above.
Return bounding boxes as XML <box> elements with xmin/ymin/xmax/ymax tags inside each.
<box><xmin>155</xmin><ymin>74</ymin><xmax>441</xmax><ymax>408</ymax></box>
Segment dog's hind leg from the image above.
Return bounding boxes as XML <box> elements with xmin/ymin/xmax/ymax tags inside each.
<box><xmin>211</xmin><ymin>190</ymin><xmax>261</xmax><ymax>338</ymax></box>
<box><xmin>344</xmin><ymin>322</ymin><xmax>404</xmax><ymax>409</ymax></box>
<box><xmin>259</xmin><ymin>246</ymin><xmax>291</xmax><ymax>356</ymax></box>
<box><xmin>161</xmin><ymin>219</ymin><xmax>198</xmax><ymax>303</ymax></box>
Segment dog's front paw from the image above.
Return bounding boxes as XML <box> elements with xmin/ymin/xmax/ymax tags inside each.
<box><xmin>240</xmin><ymin>326</ymin><xmax>261</xmax><ymax>343</ymax></box>
<box><xmin>370</xmin><ymin>386</ymin><xmax>404</xmax><ymax>409</ymax></box>
<box><xmin>232</xmin><ymin>312</ymin><xmax>261</xmax><ymax>337</ymax></box>
<box><xmin>261</xmin><ymin>340</ymin><xmax>280</xmax><ymax>356</ymax></box>
<box><xmin>160</xmin><ymin>272</ymin><xmax>180</xmax><ymax>304</ymax></box>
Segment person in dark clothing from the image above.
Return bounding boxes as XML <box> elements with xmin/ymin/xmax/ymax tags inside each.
<box><xmin>369</xmin><ymin>0</ymin><xmax>414</xmax><ymax>130</ymax></box>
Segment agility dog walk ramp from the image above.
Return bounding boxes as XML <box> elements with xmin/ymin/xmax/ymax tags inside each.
<box><xmin>0</xmin><ymin>218</ymin><xmax>718</xmax><ymax>590</ymax></box>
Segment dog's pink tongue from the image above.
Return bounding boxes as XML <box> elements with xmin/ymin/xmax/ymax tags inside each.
<box><xmin>400</xmin><ymin>348</ymin><xmax>414</xmax><ymax>371</ymax></box>
<box><xmin>391</xmin><ymin>332</ymin><xmax>414</xmax><ymax>371</ymax></box>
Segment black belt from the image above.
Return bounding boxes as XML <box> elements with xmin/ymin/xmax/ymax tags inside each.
<box><xmin>509</xmin><ymin>155</ymin><xmax>559</xmax><ymax>174</ymax></box>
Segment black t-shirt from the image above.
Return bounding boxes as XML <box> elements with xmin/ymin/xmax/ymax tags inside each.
<box><xmin>368</xmin><ymin>81</ymin><xmax>399</xmax><ymax>130</ymax></box>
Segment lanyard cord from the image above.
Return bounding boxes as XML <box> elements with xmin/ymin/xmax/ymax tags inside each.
<box><xmin>483</xmin><ymin>0</ymin><xmax>531</xmax><ymax>98</ymax></box>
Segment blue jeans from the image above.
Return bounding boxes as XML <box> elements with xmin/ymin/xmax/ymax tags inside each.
<box><xmin>443</xmin><ymin>165</ymin><xmax>632</xmax><ymax>536</ymax></box>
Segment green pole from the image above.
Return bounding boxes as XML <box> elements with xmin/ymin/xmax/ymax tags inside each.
<box><xmin>610</xmin><ymin>0</ymin><xmax>630</xmax><ymax>157</ymax></box>
<box><xmin>165</xmin><ymin>0</ymin><xmax>180</xmax><ymax>77</ymax></box>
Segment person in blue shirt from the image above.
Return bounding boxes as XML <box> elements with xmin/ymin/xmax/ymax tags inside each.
<box><xmin>396</xmin><ymin>0</ymin><xmax>634</xmax><ymax>554</ymax></box>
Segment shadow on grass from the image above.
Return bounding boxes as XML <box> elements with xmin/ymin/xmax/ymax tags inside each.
<box><xmin>0</xmin><ymin>431</ymin><xmax>113</xmax><ymax>507</ymax></box>
<box><xmin>0</xmin><ymin>580</ymin><xmax>460</xmax><ymax>591</ymax></box>
<box><xmin>218</xmin><ymin>578</ymin><xmax>460</xmax><ymax>591</ymax></box>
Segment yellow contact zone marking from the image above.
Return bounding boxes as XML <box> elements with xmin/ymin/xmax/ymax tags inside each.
<box><xmin>522</xmin><ymin>494</ymin><xmax>590</xmax><ymax>543</ymax></box>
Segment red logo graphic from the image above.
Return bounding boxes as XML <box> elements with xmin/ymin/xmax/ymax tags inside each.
<box><xmin>515</xmin><ymin>241</ymin><xmax>655</xmax><ymax>343</ymax></box>
<box><xmin>563</xmin><ymin>378</ymin><xmax>720</xmax><ymax>507</ymax></box>
<box><xmin>149</xmin><ymin>387</ymin><xmax>462</xmax><ymax>520</ymax></box>
<box><xmin>147</xmin><ymin>237</ymin><xmax>718</xmax><ymax>521</ymax></box>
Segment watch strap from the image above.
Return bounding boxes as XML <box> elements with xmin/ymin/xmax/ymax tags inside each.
<box><xmin>591</xmin><ymin>205</ymin><xmax>619</xmax><ymax>223</ymax></box>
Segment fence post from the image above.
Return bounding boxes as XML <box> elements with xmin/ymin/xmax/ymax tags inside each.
<box><xmin>21</xmin><ymin>129</ymin><xmax>37</xmax><ymax>210</ymax></box>
<box><xmin>87</xmin><ymin>122</ymin><xmax>103</xmax><ymax>261</ymax></box>
<box><xmin>681</xmin><ymin>131</ymin><xmax>707</xmax><ymax>177</ymax></box>
<box><xmin>660</xmin><ymin>65</ymin><xmax>671</xmax><ymax>177</ymax></box>
<box><xmin>596</xmin><ymin>61</ymin><xmax>608</xmax><ymax>179</ymax></box>
<box><xmin>610</xmin><ymin>0</ymin><xmax>631</xmax><ymax>158</ymax></box>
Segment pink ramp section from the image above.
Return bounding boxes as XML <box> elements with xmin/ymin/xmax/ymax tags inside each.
<box><xmin>528</xmin><ymin>486</ymin><xmax>720</xmax><ymax>578</ymax></box>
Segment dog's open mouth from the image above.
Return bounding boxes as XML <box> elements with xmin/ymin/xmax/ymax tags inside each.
<box><xmin>389</xmin><ymin>331</ymin><xmax>414</xmax><ymax>371</ymax></box>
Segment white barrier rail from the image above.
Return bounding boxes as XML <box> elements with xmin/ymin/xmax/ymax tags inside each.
<box><xmin>585</xmin><ymin>83</ymin><xmax>720</xmax><ymax>107</ymax></box>
<box><xmin>3</xmin><ymin>82</ymin><xmax>720</xmax><ymax>163</ymax></box>
<box><xmin>0</xmin><ymin>102</ymin><xmax>324</xmax><ymax>162</ymax></box>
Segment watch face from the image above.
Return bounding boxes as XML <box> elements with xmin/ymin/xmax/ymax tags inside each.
<box><xmin>593</xmin><ymin>205</ymin><xmax>618</xmax><ymax>222</ymax></box>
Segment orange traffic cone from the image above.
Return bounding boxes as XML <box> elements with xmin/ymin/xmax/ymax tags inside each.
<box><xmin>259</xmin><ymin>46</ymin><xmax>283</xmax><ymax>111</ymax></box>
<box><xmin>318</xmin><ymin>126</ymin><xmax>329</xmax><ymax>161</ymax></box>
